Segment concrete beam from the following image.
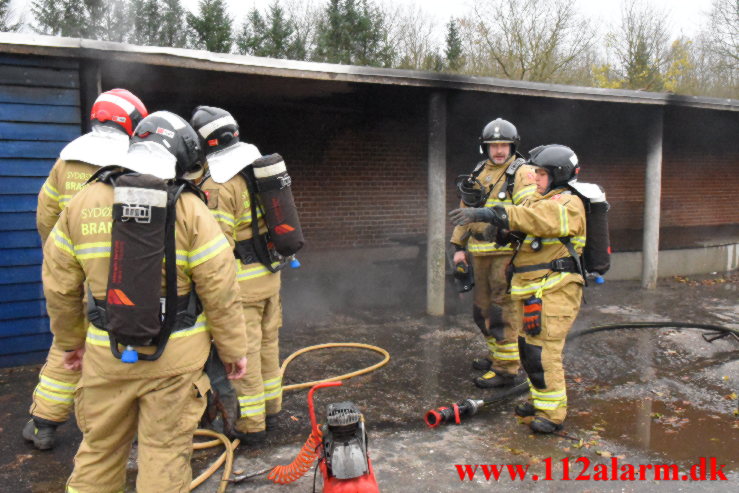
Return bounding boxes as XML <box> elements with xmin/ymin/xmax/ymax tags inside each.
<box><xmin>427</xmin><ymin>91</ymin><xmax>447</xmax><ymax>316</ymax></box>
<box><xmin>641</xmin><ymin>108</ymin><xmax>664</xmax><ymax>289</ymax></box>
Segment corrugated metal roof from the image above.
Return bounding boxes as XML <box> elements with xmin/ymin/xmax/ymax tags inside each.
<box><xmin>1</xmin><ymin>32</ymin><xmax>737</xmax><ymax>112</ymax></box>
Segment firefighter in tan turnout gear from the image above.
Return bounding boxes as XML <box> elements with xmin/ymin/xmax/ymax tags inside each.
<box><xmin>450</xmin><ymin>144</ymin><xmax>586</xmax><ymax>434</ymax></box>
<box><xmin>450</xmin><ymin>119</ymin><xmax>536</xmax><ymax>388</ymax></box>
<box><xmin>191</xmin><ymin>106</ymin><xmax>297</xmax><ymax>445</ymax></box>
<box><xmin>42</xmin><ymin>111</ymin><xmax>247</xmax><ymax>492</ymax></box>
<box><xmin>24</xmin><ymin>89</ymin><xmax>148</xmax><ymax>450</ymax></box>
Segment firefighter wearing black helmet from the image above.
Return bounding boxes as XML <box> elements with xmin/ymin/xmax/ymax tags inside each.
<box><xmin>42</xmin><ymin>111</ymin><xmax>247</xmax><ymax>490</ymax></box>
<box><xmin>190</xmin><ymin>106</ymin><xmax>284</xmax><ymax>446</ymax></box>
<box><xmin>450</xmin><ymin>144</ymin><xmax>586</xmax><ymax>434</ymax></box>
<box><xmin>450</xmin><ymin>118</ymin><xmax>537</xmax><ymax>389</ymax></box>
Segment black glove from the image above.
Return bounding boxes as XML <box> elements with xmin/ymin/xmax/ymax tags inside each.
<box><xmin>488</xmin><ymin>206</ymin><xmax>510</xmax><ymax>229</ymax></box>
<box><xmin>448</xmin><ymin>207</ymin><xmax>494</xmax><ymax>226</ymax></box>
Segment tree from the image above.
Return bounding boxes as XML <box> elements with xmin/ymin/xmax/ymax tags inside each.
<box><xmin>464</xmin><ymin>0</ymin><xmax>595</xmax><ymax>82</ymax></box>
<box><xmin>236</xmin><ymin>1</ymin><xmax>306</xmax><ymax>59</ymax></box>
<box><xmin>187</xmin><ymin>0</ymin><xmax>233</xmax><ymax>53</ymax></box>
<box><xmin>384</xmin><ymin>2</ymin><xmax>440</xmax><ymax>70</ymax></box>
<box><xmin>1</xmin><ymin>0</ymin><xmax>22</xmax><ymax>31</ymax></box>
<box><xmin>158</xmin><ymin>0</ymin><xmax>188</xmax><ymax>48</ymax></box>
<box><xmin>444</xmin><ymin>19</ymin><xmax>463</xmax><ymax>72</ymax></box>
<box><xmin>129</xmin><ymin>0</ymin><xmax>162</xmax><ymax>46</ymax></box>
<box><xmin>603</xmin><ymin>0</ymin><xmax>671</xmax><ymax>91</ymax></box>
<box><xmin>95</xmin><ymin>0</ymin><xmax>131</xmax><ymax>43</ymax></box>
<box><xmin>313</xmin><ymin>0</ymin><xmax>394</xmax><ymax>67</ymax></box>
<box><xmin>705</xmin><ymin>0</ymin><xmax>738</xmax><ymax>65</ymax></box>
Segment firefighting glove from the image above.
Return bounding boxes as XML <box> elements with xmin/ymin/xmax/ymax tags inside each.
<box><xmin>448</xmin><ymin>206</ymin><xmax>510</xmax><ymax>228</ymax></box>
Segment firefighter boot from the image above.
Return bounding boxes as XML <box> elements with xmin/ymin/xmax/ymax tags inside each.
<box><xmin>529</xmin><ymin>417</ymin><xmax>563</xmax><ymax>434</ymax></box>
<box><xmin>22</xmin><ymin>418</ymin><xmax>58</xmax><ymax>451</ymax></box>
<box><xmin>514</xmin><ymin>402</ymin><xmax>536</xmax><ymax>417</ymax></box>
<box><xmin>471</xmin><ymin>356</ymin><xmax>493</xmax><ymax>371</ymax></box>
<box><xmin>474</xmin><ymin>370</ymin><xmax>517</xmax><ymax>389</ymax></box>
<box><xmin>231</xmin><ymin>428</ymin><xmax>267</xmax><ymax>446</ymax></box>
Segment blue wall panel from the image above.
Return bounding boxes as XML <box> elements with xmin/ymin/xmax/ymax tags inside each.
<box><xmin>0</xmin><ymin>54</ymin><xmax>80</xmax><ymax>367</ymax></box>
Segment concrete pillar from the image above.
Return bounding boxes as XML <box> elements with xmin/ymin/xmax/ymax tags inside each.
<box><xmin>426</xmin><ymin>91</ymin><xmax>447</xmax><ymax>316</ymax></box>
<box><xmin>641</xmin><ymin>107</ymin><xmax>664</xmax><ymax>289</ymax></box>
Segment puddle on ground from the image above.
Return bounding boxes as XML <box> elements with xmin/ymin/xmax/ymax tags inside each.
<box><xmin>574</xmin><ymin>398</ymin><xmax>739</xmax><ymax>470</ymax></box>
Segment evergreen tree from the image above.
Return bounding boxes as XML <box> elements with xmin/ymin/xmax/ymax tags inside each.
<box><xmin>236</xmin><ymin>1</ymin><xmax>307</xmax><ymax>60</ymax></box>
<box><xmin>187</xmin><ymin>0</ymin><xmax>233</xmax><ymax>53</ymax></box>
<box><xmin>236</xmin><ymin>8</ymin><xmax>267</xmax><ymax>55</ymax></box>
<box><xmin>158</xmin><ymin>0</ymin><xmax>187</xmax><ymax>48</ymax></box>
<box><xmin>444</xmin><ymin>19</ymin><xmax>463</xmax><ymax>71</ymax></box>
<box><xmin>96</xmin><ymin>0</ymin><xmax>131</xmax><ymax>42</ymax></box>
<box><xmin>1</xmin><ymin>0</ymin><xmax>21</xmax><ymax>31</ymax></box>
<box><xmin>129</xmin><ymin>0</ymin><xmax>161</xmax><ymax>45</ymax></box>
<box><xmin>313</xmin><ymin>0</ymin><xmax>394</xmax><ymax>67</ymax></box>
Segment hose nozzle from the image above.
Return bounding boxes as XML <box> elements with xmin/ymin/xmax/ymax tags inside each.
<box><xmin>424</xmin><ymin>399</ymin><xmax>484</xmax><ymax>428</ymax></box>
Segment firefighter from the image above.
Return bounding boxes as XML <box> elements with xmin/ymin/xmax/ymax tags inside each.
<box><xmin>190</xmin><ymin>106</ymin><xmax>282</xmax><ymax>445</ymax></box>
<box><xmin>450</xmin><ymin>144</ymin><xmax>586</xmax><ymax>433</ymax></box>
<box><xmin>450</xmin><ymin>118</ymin><xmax>536</xmax><ymax>388</ymax></box>
<box><xmin>42</xmin><ymin>111</ymin><xmax>247</xmax><ymax>492</ymax></box>
<box><xmin>24</xmin><ymin>89</ymin><xmax>148</xmax><ymax>450</ymax></box>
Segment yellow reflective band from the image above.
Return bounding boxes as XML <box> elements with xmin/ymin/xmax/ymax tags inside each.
<box><xmin>523</xmin><ymin>236</ymin><xmax>585</xmax><ymax>247</ymax></box>
<box><xmin>513</xmin><ymin>185</ymin><xmax>536</xmax><ymax>205</ymax></box>
<box><xmin>176</xmin><ymin>249</ymin><xmax>188</xmax><ymax>266</ymax></box>
<box><xmin>531</xmin><ymin>390</ymin><xmax>567</xmax><ymax>401</ymax></box>
<box><xmin>86</xmin><ymin>326</ymin><xmax>110</xmax><ymax>347</ymax></box>
<box><xmin>51</xmin><ymin>227</ymin><xmax>75</xmax><ymax>256</ymax></box>
<box><xmin>468</xmin><ymin>242</ymin><xmax>513</xmax><ymax>253</ymax></box>
<box><xmin>188</xmin><ymin>235</ymin><xmax>229</xmax><ymax>268</ymax></box>
<box><xmin>34</xmin><ymin>386</ymin><xmax>74</xmax><ymax>404</ymax></box>
<box><xmin>265</xmin><ymin>388</ymin><xmax>282</xmax><ymax>400</ymax></box>
<box><xmin>59</xmin><ymin>194</ymin><xmax>73</xmax><ymax>206</ymax></box>
<box><xmin>484</xmin><ymin>198</ymin><xmax>512</xmax><ymax>207</ymax></box>
<box><xmin>240</xmin><ymin>404</ymin><xmax>266</xmax><ymax>417</ymax></box>
<box><xmin>511</xmin><ymin>272</ymin><xmax>568</xmax><ymax>296</ymax></box>
<box><xmin>238</xmin><ymin>392</ymin><xmax>265</xmax><ymax>405</ymax></box>
<box><xmin>74</xmin><ymin>241</ymin><xmax>111</xmax><ymax>260</ymax></box>
<box><xmin>558</xmin><ymin>203</ymin><xmax>568</xmax><ymax>237</ymax></box>
<box><xmin>532</xmin><ymin>399</ymin><xmax>566</xmax><ymax>410</ymax></box>
<box><xmin>496</xmin><ymin>343</ymin><xmax>519</xmax><ymax>351</ymax></box>
<box><xmin>236</xmin><ymin>262</ymin><xmax>272</xmax><ymax>281</ymax></box>
<box><xmin>170</xmin><ymin>315</ymin><xmax>208</xmax><ymax>339</ymax></box>
<box><xmin>42</xmin><ymin>181</ymin><xmax>59</xmax><ymax>200</ymax></box>
<box><xmin>39</xmin><ymin>375</ymin><xmax>76</xmax><ymax>393</ymax></box>
<box><xmin>264</xmin><ymin>376</ymin><xmax>282</xmax><ymax>387</ymax></box>
<box><xmin>211</xmin><ymin>209</ymin><xmax>235</xmax><ymax>226</ymax></box>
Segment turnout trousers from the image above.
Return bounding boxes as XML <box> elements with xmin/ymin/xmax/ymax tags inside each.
<box><xmin>512</xmin><ymin>280</ymin><xmax>582</xmax><ymax>424</ymax></box>
<box><xmin>66</xmin><ymin>369</ymin><xmax>210</xmax><ymax>493</ymax></box>
<box><xmin>472</xmin><ymin>254</ymin><xmax>520</xmax><ymax>374</ymax></box>
<box><xmin>232</xmin><ymin>293</ymin><xmax>283</xmax><ymax>433</ymax></box>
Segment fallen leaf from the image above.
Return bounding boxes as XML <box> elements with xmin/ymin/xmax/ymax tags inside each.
<box><xmin>290</xmin><ymin>416</ymin><xmax>299</xmax><ymax>422</ymax></box>
<box><xmin>573</xmin><ymin>378</ymin><xmax>583</xmax><ymax>383</ymax></box>
<box><xmin>709</xmin><ymin>438</ymin><xmax>720</xmax><ymax>441</ymax></box>
<box><xmin>562</xmin><ymin>447</ymin><xmax>571</xmax><ymax>453</ymax></box>
<box><xmin>596</xmin><ymin>450</ymin><xmax>612</xmax><ymax>458</ymax></box>
<box><xmin>664</xmin><ymin>429</ymin><xmax>677</xmax><ymax>434</ymax></box>
<box><xmin>725</xmin><ymin>393</ymin><xmax>737</xmax><ymax>400</ymax></box>
<box><xmin>577</xmin><ymin>411</ymin><xmax>591</xmax><ymax>416</ymax></box>
<box><xmin>651</xmin><ymin>413</ymin><xmax>663</xmax><ymax>419</ymax></box>
<box><xmin>616</xmin><ymin>455</ymin><xmax>626</xmax><ymax>460</ymax></box>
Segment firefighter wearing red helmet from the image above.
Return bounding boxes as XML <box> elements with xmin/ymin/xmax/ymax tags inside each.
<box><xmin>23</xmin><ymin>89</ymin><xmax>148</xmax><ymax>450</ymax></box>
<box><xmin>44</xmin><ymin>111</ymin><xmax>247</xmax><ymax>491</ymax></box>
<box><xmin>450</xmin><ymin>118</ymin><xmax>537</xmax><ymax>389</ymax></box>
<box><xmin>190</xmin><ymin>106</ymin><xmax>287</xmax><ymax>445</ymax></box>
<box><xmin>450</xmin><ymin>144</ymin><xmax>586</xmax><ymax>434</ymax></box>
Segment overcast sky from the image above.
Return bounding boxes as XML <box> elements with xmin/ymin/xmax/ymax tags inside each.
<box><xmin>9</xmin><ymin>0</ymin><xmax>714</xmax><ymax>39</ymax></box>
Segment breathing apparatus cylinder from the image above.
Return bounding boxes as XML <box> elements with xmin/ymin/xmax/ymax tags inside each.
<box><xmin>106</xmin><ymin>174</ymin><xmax>168</xmax><ymax>350</ymax></box>
<box><xmin>584</xmin><ymin>190</ymin><xmax>611</xmax><ymax>275</ymax></box>
<box><xmin>252</xmin><ymin>154</ymin><xmax>304</xmax><ymax>256</ymax></box>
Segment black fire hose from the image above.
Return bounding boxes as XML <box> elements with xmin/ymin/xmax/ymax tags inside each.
<box><xmin>424</xmin><ymin>321</ymin><xmax>739</xmax><ymax>428</ymax></box>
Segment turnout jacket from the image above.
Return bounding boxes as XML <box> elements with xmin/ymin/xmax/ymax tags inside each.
<box><xmin>504</xmin><ymin>188</ymin><xmax>586</xmax><ymax>300</ymax></box>
<box><xmin>42</xmin><ymin>181</ymin><xmax>247</xmax><ymax>379</ymax></box>
<box><xmin>201</xmin><ymin>175</ymin><xmax>281</xmax><ymax>303</ymax></box>
<box><xmin>451</xmin><ymin>156</ymin><xmax>537</xmax><ymax>256</ymax></box>
<box><xmin>37</xmin><ymin>160</ymin><xmax>99</xmax><ymax>243</ymax></box>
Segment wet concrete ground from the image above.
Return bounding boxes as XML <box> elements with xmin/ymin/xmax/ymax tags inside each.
<box><xmin>1</xmin><ymin>269</ymin><xmax>737</xmax><ymax>492</ymax></box>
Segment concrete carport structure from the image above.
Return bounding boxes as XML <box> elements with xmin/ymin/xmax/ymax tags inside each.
<box><xmin>1</xmin><ymin>33</ymin><xmax>737</xmax><ymax>365</ymax></box>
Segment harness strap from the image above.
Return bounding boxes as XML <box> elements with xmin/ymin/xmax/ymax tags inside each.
<box><xmin>511</xmin><ymin>257</ymin><xmax>579</xmax><ymax>274</ymax></box>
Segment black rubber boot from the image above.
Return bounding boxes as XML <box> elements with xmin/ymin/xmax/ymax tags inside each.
<box><xmin>474</xmin><ymin>370</ymin><xmax>517</xmax><ymax>389</ymax></box>
<box><xmin>514</xmin><ymin>402</ymin><xmax>536</xmax><ymax>417</ymax></box>
<box><xmin>266</xmin><ymin>411</ymin><xmax>283</xmax><ymax>431</ymax></box>
<box><xmin>22</xmin><ymin>418</ymin><xmax>58</xmax><ymax>451</ymax></box>
<box><xmin>529</xmin><ymin>417</ymin><xmax>563</xmax><ymax>434</ymax></box>
<box><xmin>471</xmin><ymin>356</ymin><xmax>493</xmax><ymax>371</ymax></box>
<box><xmin>231</xmin><ymin>429</ymin><xmax>266</xmax><ymax>446</ymax></box>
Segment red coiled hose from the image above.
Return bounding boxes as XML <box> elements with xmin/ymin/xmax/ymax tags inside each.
<box><xmin>266</xmin><ymin>428</ymin><xmax>323</xmax><ymax>484</ymax></box>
